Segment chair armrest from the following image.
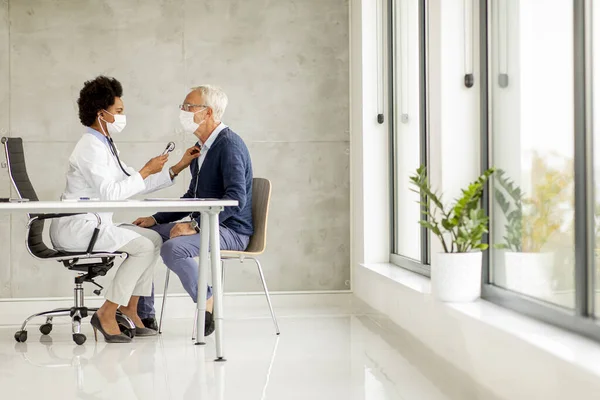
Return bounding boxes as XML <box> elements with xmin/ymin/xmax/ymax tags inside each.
<box><xmin>27</xmin><ymin>212</ymin><xmax>103</xmax><ymax>254</ymax></box>
<box><xmin>29</xmin><ymin>212</ymin><xmax>101</xmax><ymax>226</ymax></box>
<box><xmin>31</xmin><ymin>213</ymin><xmax>87</xmax><ymax>221</ymax></box>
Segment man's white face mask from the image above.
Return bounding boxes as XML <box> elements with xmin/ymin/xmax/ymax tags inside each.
<box><xmin>179</xmin><ymin>108</ymin><xmax>206</xmax><ymax>134</ymax></box>
<box><xmin>100</xmin><ymin>110</ymin><xmax>127</xmax><ymax>135</ymax></box>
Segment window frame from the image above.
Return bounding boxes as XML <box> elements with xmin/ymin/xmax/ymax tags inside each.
<box><xmin>480</xmin><ymin>0</ymin><xmax>600</xmax><ymax>342</ymax></box>
<box><xmin>389</xmin><ymin>0</ymin><xmax>431</xmax><ymax>275</ymax></box>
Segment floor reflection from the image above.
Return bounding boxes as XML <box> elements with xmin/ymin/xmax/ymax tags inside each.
<box><xmin>0</xmin><ymin>302</ymin><xmax>505</xmax><ymax>400</ymax></box>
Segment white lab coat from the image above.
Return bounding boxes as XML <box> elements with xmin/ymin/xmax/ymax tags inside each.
<box><xmin>50</xmin><ymin>131</ymin><xmax>173</xmax><ymax>252</ymax></box>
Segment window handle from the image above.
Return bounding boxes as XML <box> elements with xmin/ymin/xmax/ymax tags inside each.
<box><xmin>497</xmin><ymin>0</ymin><xmax>509</xmax><ymax>88</ymax></box>
<box><xmin>376</xmin><ymin>0</ymin><xmax>385</xmax><ymax>124</ymax></box>
<box><xmin>400</xmin><ymin>0</ymin><xmax>409</xmax><ymax>123</ymax></box>
<box><xmin>464</xmin><ymin>0</ymin><xmax>475</xmax><ymax>88</ymax></box>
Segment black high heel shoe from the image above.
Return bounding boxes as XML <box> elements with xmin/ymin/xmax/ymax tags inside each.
<box><xmin>90</xmin><ymin>313</ymin><xmax>132</xmax><ymax>343</ymax></box>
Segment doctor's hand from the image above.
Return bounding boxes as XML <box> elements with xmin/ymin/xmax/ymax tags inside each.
<box><xmin>133</xmin><ymin>216</ymin><xmax>156</xmax><ymax>228</ymax></box>
<box><xmin>169</xmin><ymin>222</ymin><xmax>196</xmax><ymax>239</ymax></box>
<box><xmin>140</xmin><ymin>155</ymin><xmax>169</xmax><ymax>179</ymax></box>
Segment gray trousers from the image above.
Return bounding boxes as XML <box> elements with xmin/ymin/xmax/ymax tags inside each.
<box><xmin>105</xmin><ymin>225</ymin><xmax>163</xmax><ymax>306</ymax></box>
<box><xmin>137</xmin><ymin>222</ymin><xmax>249</xmax><ymax>319</ymax></box>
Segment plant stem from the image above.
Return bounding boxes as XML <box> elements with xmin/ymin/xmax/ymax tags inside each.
<box><xmin>440</xmin><ymin>235</ymin><xmax>450</xmax><ymax>253</ymax></box>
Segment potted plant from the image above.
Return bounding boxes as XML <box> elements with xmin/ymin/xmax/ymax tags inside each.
<box><xmin>410</xmin><ymin>166</ymin><xmax>496</xmax><ymax>302</ymax></box>
<box><xmin>493</xmin><ymin>156</ymin><xmax>572</xmax><ymax>298</ymax></box>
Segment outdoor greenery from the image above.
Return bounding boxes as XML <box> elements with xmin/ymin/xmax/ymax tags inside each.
<box><xmin>494</xmin><ymin>154</ymin><xmax>573</xmax><ymax>253</ymax></box>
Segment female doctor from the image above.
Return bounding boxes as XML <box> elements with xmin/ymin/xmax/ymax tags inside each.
<box><xmin>50</xmin><ymin>76</ymin><xmax>199</xmax><ymax>343</ymax></box>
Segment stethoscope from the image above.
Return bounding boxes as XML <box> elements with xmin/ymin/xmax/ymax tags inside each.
<box><xmin>106</xmin><ymin>135</ymin><xmax>131</xmax><ymax>177</ymax></box>
<box><xmin>107</xmin><ymin>138</ymin><xmax>176</xmax><ymax>178</ymax></box>
<box><xmin>193</xmin><ymin>143</ymin><xmax>204</xmax><ymax>195</ymax></box>
<box><xmin>97</xmin><ymin>113</ymin><xmax>132</xmax><ymax>177</ymax></box>
<box><xmin>189</xmin><ymin>143</ymin><xmax>204</xmax><ymax>221</ymax></box>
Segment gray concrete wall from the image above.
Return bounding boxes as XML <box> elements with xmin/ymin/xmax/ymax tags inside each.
<box><xmin>0</xmin><ymin>0</ymin><xmax>350</xmax><ymax>298</ymax></box>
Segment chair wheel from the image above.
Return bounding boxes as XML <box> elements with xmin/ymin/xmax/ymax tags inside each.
<box><xmin>73</xmin><ymin>334</ymin><xmax>86</xmax><ymax>345</ymax></box>
<box><xmin>39</xmin><ymin>323</ymin><xmax>53</xmax><ymax>335</ymax></box>
<box><xmin>14</xmin><ymin>331</ymin><xmax>27</xmax><ymax>343</ymax></box>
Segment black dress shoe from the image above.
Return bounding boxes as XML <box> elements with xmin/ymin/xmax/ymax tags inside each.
<box><xmin>205</xmin><ymin>311</ymin><xmax>215</xmax><ymax>336</ymax></box>
<box><xmin>135</xmin><ymin>326</ymin><xmax>158</xmax><ymax>337</ymax></box>
<box><xmin>141</xmin><ymin>317</ymin><xmax>158</xmax><ymax>331</ymax></box>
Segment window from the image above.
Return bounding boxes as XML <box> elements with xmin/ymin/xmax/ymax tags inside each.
<box><xmin>594</xmin><ymin>0</ymin><xmax>600</xmax><ymax>317</ymax></box>
<box><xmin>482</xmin><ymin>0</ymin><xmax>600</xmax><ymax>341</ymax></box>
<box><xmin>488</xmin><ymin>0</ymin><xmax>575</xmax><ymax>307</ymax></box>
<box><xmin>390</xmin><ymin>0</ymin><xmax>429</xmax><ymax>274</ymax></box>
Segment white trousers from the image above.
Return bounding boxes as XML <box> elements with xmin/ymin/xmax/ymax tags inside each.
<box><xmin>104</xmin><ymin>225</ymin><xmax>163</xmax><ymax>306</ymax></box>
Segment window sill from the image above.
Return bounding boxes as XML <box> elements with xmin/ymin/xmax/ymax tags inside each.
<box><xmin>362</xmin><ymin>262</ymin><xmax>432</xmax><ymax>294</ymax></box>
<box><xmin>360</xmin><ymin>262</ymin><xmax>600</xmax><ymax>380</ymax></box>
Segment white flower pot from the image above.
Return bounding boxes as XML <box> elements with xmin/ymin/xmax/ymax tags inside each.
<box><xmin>502</xmin><ymin>252</ymin><xmax>554</xmax><ymax>299</ymax></box>
<box><xmin>432</xmin><ymin>252</ymin><xmax>483</xmax><ymax>302</ymax></box>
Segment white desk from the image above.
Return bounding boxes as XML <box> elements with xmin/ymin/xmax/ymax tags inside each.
<box><xmin>0</xmin><ymin>199</ymin><xmax>237</xmax><ymax>360</ymax></box>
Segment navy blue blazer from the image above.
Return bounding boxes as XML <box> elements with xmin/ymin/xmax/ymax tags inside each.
<box><xmin>152</xmin><ymin>127</ymin><xmax>254</xmax><ymax>237</ymax></box>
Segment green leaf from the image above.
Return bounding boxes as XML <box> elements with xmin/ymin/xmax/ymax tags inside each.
<box><xmin>418</xmin><ymin>220</ymin><xmax>440</xmax><ymax>235</ymax></box>
<box><xmin>441</xmin><ymin>218</ymin><xmax>455</xmax><ymax>231</ymax></box>
<box><xmin>411</xmin><ymin>166</ymin><xmax>496</xmax><ymax>252</ymax></box>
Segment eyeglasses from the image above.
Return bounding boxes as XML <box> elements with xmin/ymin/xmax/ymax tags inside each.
<box><xmin>179</xmin><ymin>104</ymin><xmax>208</xmax><ymax>112</ymax></box>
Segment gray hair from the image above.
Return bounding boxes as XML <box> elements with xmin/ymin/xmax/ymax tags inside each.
<box><xmin>191</xmin><ymin>85</ymin><xmax>228</xmax><ymax>121</ymax></box>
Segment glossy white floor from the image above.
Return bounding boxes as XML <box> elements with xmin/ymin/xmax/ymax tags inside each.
<box><xmin>0</xmin><ymin>294</ymin><xmax>501</xmax><ymax>400</ymax></box>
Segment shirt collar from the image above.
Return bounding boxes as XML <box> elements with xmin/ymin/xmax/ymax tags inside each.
<box><xmin>85</xmin><ymin>126</ymin><xmax>109</xmax><ymax>145</ymax></box>
<box><xmin>200</xmin><ymin>122</ymin><xmax>227</xmax><ymax>149</ymax></box>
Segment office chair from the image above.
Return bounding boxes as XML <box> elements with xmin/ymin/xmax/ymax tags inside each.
<box><xmin>2</xmin><ymin>137</ymin><xmax>136</xmax><ymax>345</ymax></box>
<box><xmin>158</xmin><ymin>177</ymin><xmax>280</xmax><ymax>336</ymax></box>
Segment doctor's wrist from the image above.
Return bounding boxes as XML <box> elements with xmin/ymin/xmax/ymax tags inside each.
<box><xmin>139</xmin><ymin>167</ymin><xmax>151</xmax><ymax>180</ymax></box>
<box><xmin>171</xmin><ymin>162</ymin><xmax>185</xmax><ymax>176</ymax></box>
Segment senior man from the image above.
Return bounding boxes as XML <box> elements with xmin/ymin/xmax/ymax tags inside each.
<box><xmin>133</xmin><ymin>85</ymin><xmax>253</xmax><ymax>336</ymax></box>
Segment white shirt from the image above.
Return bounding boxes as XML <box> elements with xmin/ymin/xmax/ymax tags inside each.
<box><xmin>50</xmin><ymin>128</ymin><xmax>174</xmax><ymax>252</ymax></box>
<box><xmin>197</xmin><ymin>122</ymin><xmax>227</xmax><ymax>170</ymax></box>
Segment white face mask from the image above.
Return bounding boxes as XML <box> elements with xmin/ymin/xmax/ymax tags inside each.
<box><xmin>100</xmin><ymin>110</ymin><xmax>127</xmax><ymax>135</ymax></box>
<box><xmin>179</xmin><ymin>109</ymin><xmax>205</xmax><ymax>134</ymax></box>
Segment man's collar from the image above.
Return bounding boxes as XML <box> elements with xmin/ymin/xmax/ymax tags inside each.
<box><xmin>200</xmin><ymin>122</ymin><xmax>227</xmax><ymax>149</ymax></box>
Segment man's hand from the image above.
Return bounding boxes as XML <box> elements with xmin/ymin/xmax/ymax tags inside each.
<box><xmin>171</xmin><ymin>146</ymin><xmax>201</xmax><ymax>177</ymax></box>
<box><xmin>170</xmin><ymin>222</ymin><xmax>196</xmax><ymax>238</ymax></box>
<box><xmin>179</xmin><ymin>146</ymin><xmax>201</xmax><ymax>167</ymax></box>
<box><xmin>133</xmin><ymin>216</ymin><xmax>156</xmax><ymax>228</ymax></box>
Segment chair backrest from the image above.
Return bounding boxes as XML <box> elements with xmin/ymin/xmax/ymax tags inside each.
<box><xmin>3</xmin><ymin>137</ymin><xmax>39</xmax><ymax>202</ymax></box>
<box><xmin>2</xmin><ymin>137</ymin><xmax>56</xmax><ymax>258</ymax></box>
<box><xmin>245</xmin><ymin>177</ymin><xmax>272</xmax><ymax>254</ymax></box>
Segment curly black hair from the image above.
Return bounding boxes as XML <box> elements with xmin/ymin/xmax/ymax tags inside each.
<box><xmin>77</xmin><ymin>76</ymin><xmax>123</xmax><ymax>126</ymax></box>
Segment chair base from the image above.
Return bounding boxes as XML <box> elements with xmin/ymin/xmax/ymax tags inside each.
<box><xmin>14</xmin><ymin>277</ymin><xmax>136</xmax><ymax>346</ymax></box>
<box><xmin>14</xmin><ymin>308</ymin><xmax>136</xmax><ymax>346</ymax></box>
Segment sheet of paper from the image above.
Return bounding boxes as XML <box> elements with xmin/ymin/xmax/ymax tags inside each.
<box><xmin>143</xmin><ymin>198</ymin><xmax>210</xmax><ymax>201</ymax></box>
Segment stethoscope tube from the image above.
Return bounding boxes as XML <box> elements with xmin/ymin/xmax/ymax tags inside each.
<box><xmin>190</xmin><ymin>143</ymin><xmax>203</xmax><ymax>220</ymax></box>
<box><xmin>98</xmin><ymin>113</ymin><xmax>131</xmax><ymax>177</ymax></box>
<box><xmin>106</xmin><ymin>136</ymin><xmax>131</xmax><ymax>177</ymax></box>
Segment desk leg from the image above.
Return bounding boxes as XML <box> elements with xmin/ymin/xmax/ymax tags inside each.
<box><xmin>209</xmin><ymin>210</ymin><xmax>225</xmax><ymax>361</ymax></box>
<box><xmin>195</xmin><ymin>211</ymin><xmax>210</xmax><ymax>345</ymax></box>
